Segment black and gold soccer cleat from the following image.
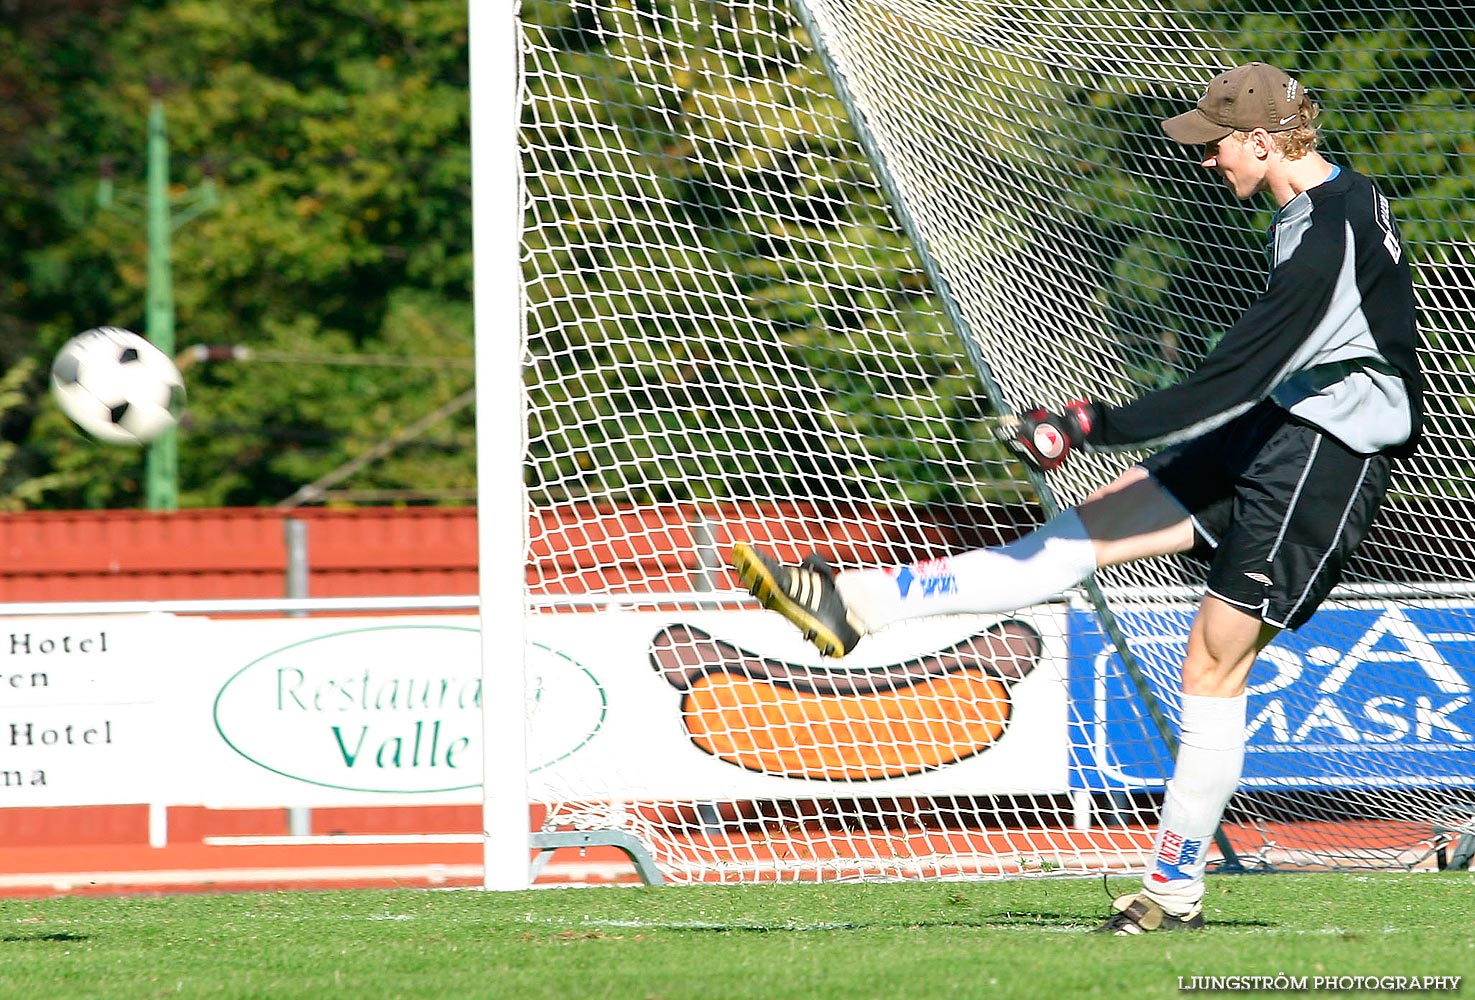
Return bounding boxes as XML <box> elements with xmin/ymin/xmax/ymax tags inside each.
<box><xmin>731</xmin><ymin>542</ymin><xmax>865</xmax><ymax>658</ymax></box>
<box><xmin>1092</xmin><ymin>893</ymin><xmax>1205</xmax><ymax>935</ymax></box>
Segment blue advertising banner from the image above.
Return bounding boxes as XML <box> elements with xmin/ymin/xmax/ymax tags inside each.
<box><xmin>1069</xmin><ymin>604</ymin><xmax>1475</xmax><ymax>791</ymax></box>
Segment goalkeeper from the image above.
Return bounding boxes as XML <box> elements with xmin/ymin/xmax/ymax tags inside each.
<box><xmin>733</xmin><ymin>62</ymin><xmax>1421</xmax><ymax>935</ymax></box>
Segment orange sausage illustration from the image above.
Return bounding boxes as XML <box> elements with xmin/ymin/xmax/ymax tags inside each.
<box><xmin>649</xmin><ymin>620</ymin><xmax>1042</xmax><ymax>781</ymax></box>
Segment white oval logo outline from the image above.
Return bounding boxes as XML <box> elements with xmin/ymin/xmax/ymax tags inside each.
<box><xmin>213</xmin><ymin>625</ymin><xmax>607</xmax><ymax>793</ymax></box>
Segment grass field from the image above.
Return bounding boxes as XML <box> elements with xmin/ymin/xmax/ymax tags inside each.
<box><xmin>1</xmin><ymin>872</ymin><xmax>1470</xmax><ymax>999</ymax></box>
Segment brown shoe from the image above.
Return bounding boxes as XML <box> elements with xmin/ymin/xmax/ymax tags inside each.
<box><xmin>1093</xmin><ymin>893</ymin><xmax>1205</xmax><ymax>935</ymax></box>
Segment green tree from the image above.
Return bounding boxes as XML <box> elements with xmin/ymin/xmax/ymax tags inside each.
<box><xmin>0</xmin><ymin>0</ymin><xmax>135</xmax><ymax>502</ymax></box>
<box><xmin>13</xmin><ymin>0</ymin><xmax>475</xmax><ymax>508</ymax></box>
<box><xmin>7</xmin><ymin>1</ymin><xmax>1473</xmax><ymax>512</ymax></box>
<box><xmin>521</xmin><ymin>0</ymin><xmax>994</xmax><ymax>508</ymax></box>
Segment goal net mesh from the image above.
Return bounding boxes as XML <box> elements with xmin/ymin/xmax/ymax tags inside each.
<box><xmin>518</xmin><ymin>0</ymin><xmax>1475</xmax><ymax>881</ymax></box>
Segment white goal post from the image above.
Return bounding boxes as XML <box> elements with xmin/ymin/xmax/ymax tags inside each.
<box><xmin>477</xmin><ymin>0</ymin><xmax>1475</xmax><ymax>888</ymax></box>
<box><xmin>470</xmin><ymin>0</ymin><xmax>531</xmax><ymax>890</ymax></box>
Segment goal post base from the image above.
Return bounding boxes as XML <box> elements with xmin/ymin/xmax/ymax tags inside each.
<box><xmin>1433</xmin><ymin>806</ymin><xmax>1475</xmax><ymax>871</ymax></box>
<box><xmin>529</xmin><ymin>830</ymin><xmax>667</xmax><ymax>886</ymax></box>
<box><xmin>1206</xmin><ymin>856</ymin><xmax>1274</xmax><ymax>876</ymax></box>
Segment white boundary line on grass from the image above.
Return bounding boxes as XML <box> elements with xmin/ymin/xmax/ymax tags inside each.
<box><xmin>0</xmin><ymin>864</ymin><xmax>484</xmax><ymax>891</ymax></box>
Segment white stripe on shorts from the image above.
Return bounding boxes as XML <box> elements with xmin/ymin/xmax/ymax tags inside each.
<box><xmin>1266</xmin><ymin>436</ymin><xmax>1321</xmax><ymax>564</ymax></box>
<box><xmin>1276</xmin><ymin>454</ymin><xmax>1373</xmax><ymax>627</ymax></box>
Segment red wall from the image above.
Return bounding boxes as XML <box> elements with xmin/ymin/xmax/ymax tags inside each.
<box><xmin>0</xmin><ymin>507</ymin><xmax>479</xmax><ymax>602</ymax></box>
<box><xmin>0</xmin><ymin>502</ymin><xmax>1038</xmax><ymax>854</ymax></box>
<box><xmin>0</xmin><ymin>502</ymin><xmax>1040</xmax><ymax>603</ymax></box>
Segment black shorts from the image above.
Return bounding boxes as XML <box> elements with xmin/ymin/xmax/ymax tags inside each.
<box><xmin>1139</xmin><ymin>401</ymin><xmax>1391</xmax><ymax>630</ymax></box>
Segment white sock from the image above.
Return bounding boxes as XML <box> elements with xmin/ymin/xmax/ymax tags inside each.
<box><xmin>833</xmin><ymin>509</ymin><xmax>1097</xmax><ymax>632</ymax></box>
<box><xmin>1143</xmin><ymin>693</ymin><xmax>1247</xmax><ymax>914</ymax></box>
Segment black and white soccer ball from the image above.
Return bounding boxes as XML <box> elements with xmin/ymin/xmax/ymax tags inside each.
<box><xmin>50</xmin><ymin>327</ymin><xmax>186</xmax><ymax>445</ymax></box>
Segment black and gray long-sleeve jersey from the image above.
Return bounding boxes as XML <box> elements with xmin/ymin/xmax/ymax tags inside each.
<box><xmin>1086</xmin><ymin>166</ymin><xmax>1422</xmax><ymax>458</ymax></box>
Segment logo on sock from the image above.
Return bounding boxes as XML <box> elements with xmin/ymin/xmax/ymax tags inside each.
<box><xmin>888</xmin><ymin>560</ymin><xmax>957</xmax><ymax>600</ymax></box>
<box><xmin>1149</xmin><ymin>830</ymin><xmax>1202</xmax><ymax>883</ymax></box>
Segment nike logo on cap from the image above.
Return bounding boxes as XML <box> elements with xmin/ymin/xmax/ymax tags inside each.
<box><xmin>1279</xmin><ymin>114</ymin><xmax>1298</xmax><ymax>125</ymax></box>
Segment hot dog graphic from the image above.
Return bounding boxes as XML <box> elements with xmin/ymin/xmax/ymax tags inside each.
<box><xmin>650</xmin><ymin>620</ymin><xmax>1042</xmax><ymax>781</ymax></box>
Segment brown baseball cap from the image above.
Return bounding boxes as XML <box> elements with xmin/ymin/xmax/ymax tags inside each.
<box><xmin>1162</xmin><ymin>62</ymin><xmax>1318</xmax><ymax>144</ymax></box>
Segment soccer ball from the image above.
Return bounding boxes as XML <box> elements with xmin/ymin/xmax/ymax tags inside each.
<box><xmin>50</xmin><ymin>327</ymin><xmax>186</xmax><ymax>445</ymax></box>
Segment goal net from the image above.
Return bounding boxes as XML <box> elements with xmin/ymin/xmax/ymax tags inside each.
<box><xmin>515</xmin><ymin>0</ymin><xmax>1475</xmax><ymax>882</ymax></box>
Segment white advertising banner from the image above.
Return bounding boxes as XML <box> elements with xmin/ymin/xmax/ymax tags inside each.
<box><xmin>1</xmin><ymin>607</ymin><xmax>1069</xmax><ymax>809</ymax></box>
<box><xmin>0</xmin><ymin>616</ymin><xmax>180</xmax><ymax>806</ymax></box>
<box><xmin>528</xmin><ymin>608</ymin><xmax>1069</xmax><ymax>800</ymax></box>
<box><xmin>177</xmin><ymin>618</ymin><xmax>486</xmax><ymax>807</ymax></box>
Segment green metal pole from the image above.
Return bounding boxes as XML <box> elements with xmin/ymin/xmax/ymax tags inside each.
<box><xmin>144</xmin><ymin>96</ymin><xmax>178</xmax><ymax>511</ymax></box>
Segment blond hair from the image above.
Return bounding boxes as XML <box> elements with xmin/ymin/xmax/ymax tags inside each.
<box><xmin>1230</xmin><ymin>101</ymin><xmax>1321</xmax><ymax>161</ymax></box>
<box><xmin>1273</xmin><ymin>99</ymin><xmax>1321</xmax><ymax>159</ymax></box>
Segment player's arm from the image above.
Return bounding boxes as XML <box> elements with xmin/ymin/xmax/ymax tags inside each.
<box><xmin>997</xmin><ymin>286</ymin><xmax>1329</xmax><ymax>473</ymax></box>
<box><xmin>999</xmin><ymin>213</ymin><xmax>1345</xmax><ymax>470</ymax></box>
<box><xmin>1084</xmin><ymin>260</ymin><xmax>1335</xmax><ymax>450</ymax></box>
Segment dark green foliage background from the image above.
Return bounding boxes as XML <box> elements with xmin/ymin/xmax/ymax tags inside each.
<box><xmin>2</xmin><ymin>2</ymin><xmax>1469</xmax><ymax>508</ymax></box>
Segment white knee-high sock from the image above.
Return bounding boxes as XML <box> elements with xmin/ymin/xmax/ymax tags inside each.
<box><xmin>834</xmin><ymin>509</ymin><xmax>1098</xmax><ymax>632</ymax></box>
<box><xmin>1143</xmin><ymin>693</ymin><xmax>1247</xmax><ymax>914</ymax></box>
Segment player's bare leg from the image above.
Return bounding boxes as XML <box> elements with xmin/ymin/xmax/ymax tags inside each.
<box><xmin>1100</xmin><ymin>597</ymin><xmax>1277</xmax><ymax>934</ymax></box>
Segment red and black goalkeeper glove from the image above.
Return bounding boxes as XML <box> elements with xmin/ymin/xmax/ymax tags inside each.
<box><xmin>994</xmin><ymin>400</ymin><xmax>1098</xmax><ymax>472</ymax></box>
